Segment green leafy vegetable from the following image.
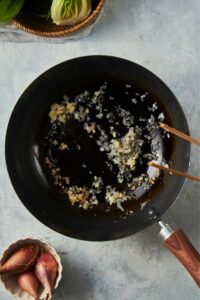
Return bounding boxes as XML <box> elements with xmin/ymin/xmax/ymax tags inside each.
<box><xmin>0</xmin><ymin>0</ymin><xmax>25</xmax><ymax>24</ymax></box>
<box><xmin>51</xmin><ymin>0</ymin><xmax>91</xmax><ymax>26</ymax></box>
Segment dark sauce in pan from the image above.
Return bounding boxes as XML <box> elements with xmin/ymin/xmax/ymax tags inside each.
<box><xmin>36</xmin><ymin>81</ymin><xmax>174</xmax><ymax>216</ymax></box>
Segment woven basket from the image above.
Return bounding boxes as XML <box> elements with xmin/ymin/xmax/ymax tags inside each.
<box><xmin>13</xmin><ymin>0</ymin><xmax>106</xmax><ymax>38</ymax></box>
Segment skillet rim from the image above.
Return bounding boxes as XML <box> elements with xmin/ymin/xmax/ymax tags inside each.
<box><xmin>5</xmin><ymin>55</ymin><xmax>190</xmax><ymax>241</ymax></box>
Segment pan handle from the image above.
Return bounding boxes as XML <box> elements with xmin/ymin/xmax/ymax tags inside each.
<box><xmin>158</xmin><ymin>220</ymin><xmax>200</xmax><ymax>287</ymax></box>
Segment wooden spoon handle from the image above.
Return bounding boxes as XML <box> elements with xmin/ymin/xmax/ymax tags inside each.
<box><xmin>163</xmin><ymin>229</ymin><xmax>200</xmax><ymax>287</ymax></box>
<box><xmin>148</xmin><ymin>161</ymin><xmax>200</xmax><ymax>182</ymax></box>
<box><xmin>159</xmin><ymin>123</ymin><xmax>200</xmax><ymax>146</ymax></box>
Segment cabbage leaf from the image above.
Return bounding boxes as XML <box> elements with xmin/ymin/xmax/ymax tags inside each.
<box><xmin>51</xmin><ymin>0</ymin><xmax>91</xmax><ymax>26</ymax></box>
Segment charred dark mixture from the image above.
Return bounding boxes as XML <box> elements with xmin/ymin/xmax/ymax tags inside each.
<box><xmin>44</xmin><ymin>83</ymin><xmax>169</xmax><ymax>211</ymax></box>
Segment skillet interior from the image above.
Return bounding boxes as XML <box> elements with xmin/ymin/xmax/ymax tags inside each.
<box><xmin>5</xmin><ymin>56</ymin><xmax>190</xmax><ymax>241</ymax></box>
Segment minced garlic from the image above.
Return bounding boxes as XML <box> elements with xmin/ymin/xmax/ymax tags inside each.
<box><xmin>59</xmin><ymin>143</ymin><xmax>69</xmax><ymax>151</ymax></box>
<box><xmin>108</xmin><ymin>127</ymin><xmax>142</xmax><ymax>176</ymax></box>
<box><xmin>46</xmin><ymin>83</ymin><xmax>161</xmax><ymax>211</ymax></box>
<box><xmin>84</xmin><ymin>122</ymin><xmax>96</xmax><ymax>134</ymax></box>
<box><xmin>105</xmin><ymin>188</ymin><xmax>128</xmax><ymax>205</ymax></box>
<box><xmin>49</xmin><ymin>102</ymin><xmax>76</xmax><ymax>123</ymax></box>
<box><xmin>68</xmin><ymin>186</ymin><xmax>90</xmax><ymax>207</ymax></box>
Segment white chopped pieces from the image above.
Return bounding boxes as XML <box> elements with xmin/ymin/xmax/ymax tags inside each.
<box><xmin>96</xmin><ymin>126</ymin><xmax>142</xmax><ymax>177</ymax></box>
<box><xmin>52</xmin><ymin>139</ymin><xmax>58</xmax><ymax>145</ymax></box>
<box><xmin>110</xmin><ymin>126</ymin><xmax>117</xmax><ymax>138</ymax></box>
<box><xmin>167</xmin><ymin>133</ymin><xmax>171</xmax><ymax>138</ymax></box>
<box><xmin>67</xmin><ymin>186</ymin><xmax>90</xmax><ymax>209</ymax></box>
<box><xmin>49</xmin><ymin>102</ymin><xmax>76</xmax><ymax>123</ymax></box>
<box><xmin>67</xmin><ymin>183</ymin><xmax>101</xmax><ymax>209</ymax></box>
<box><xmin>158</xmin><ymin>112</ymin><xmax>165</xmax><ymax>121</ymax></box>
<box><xmin>92</xmin><ymin>176</ymin><xmax>103</xmax><ymax>194</ymax></box>
<box><xmin>46</xmin><ymin>83</ymin><xmax>164</xmax><ymax>212</ymax></box>
<box><xmin>84</xmin><ymin>122</ymin><xmax>96</xmax><ymax>134</ymax></box>
<box><xmin>148</xmin><ymin>102</ymin><xmax>158</xmax><ymax>112</ymax></box>
<box><xmin>74</xmin><ymin>106</ymin><xmax>89</xmax><ymax>121</ymax></box>
<box><xmin>59</xmin><ymin>143</ymin><xmax>69</xmax><ymax>151</ymax></box>
<box><xmin>131</xmin><ymin>98</ymin><xmax>137</xmax><ymax>104</ymax></box>
<box><xmin>96</xmin><ymin>113</ymin><xmax>103</xmax><ymax>119</ymax></box>
<box><xmin>140</xmin><ymin>94</ymin><xmax>147</xmax><ymax>101</ymax></box>
<box><xmin>92</xmin><ymin>176</ymin><xmax>103</xmax><ymax>188</ymax></box>
<box><xmin>105</xmin><ymin>188</ymin><xmax>128</xmax><ymax>205</ymax></box>
<box><xmin>84</xmin><ymin>90</ymin><xmax>90</xmax><ymax>96</ymax></box>
<box><xmin>107</xmin><ymin>127</ymin><xmax>143</xmax><ymax>176</ymax></box>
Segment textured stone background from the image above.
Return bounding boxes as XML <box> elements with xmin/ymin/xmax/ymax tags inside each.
<box><xmin>0</xmin><ymin>1</ymin><xmax>199</xmax><ymax>299</ymax></box>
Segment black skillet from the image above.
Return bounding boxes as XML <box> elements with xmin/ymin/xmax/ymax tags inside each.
<box><xmin>5</xmin><ymin>56</ymin><xmax>200</xmax><ymax>285</ymax></box>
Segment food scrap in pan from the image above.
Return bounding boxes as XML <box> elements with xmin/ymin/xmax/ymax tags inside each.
<box><xmin>45</xmin><ymin>83</ymin><xmax>169</xmax><ymax>212</ymax></box>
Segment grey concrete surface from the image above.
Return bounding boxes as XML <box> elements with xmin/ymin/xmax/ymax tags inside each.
<box><xmin>0</xmin><ymin>0</ymin><xmax>199</xmax><ymax>299</ymax></box>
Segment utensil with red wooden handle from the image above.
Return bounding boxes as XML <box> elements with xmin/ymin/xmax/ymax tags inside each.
<box><xmin>158</xmin><ymin>220</ymin><xmax>200</xmax><ymax>287</ymax></box>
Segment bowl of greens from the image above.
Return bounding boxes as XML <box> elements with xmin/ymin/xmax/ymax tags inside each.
<box><xmin>0</xmin><ymin>0</ymin><xmax>106</xmax><ymax>37</ymax></box>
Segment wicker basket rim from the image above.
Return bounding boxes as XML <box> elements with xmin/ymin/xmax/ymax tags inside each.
<box><xmin>13</xmin><ymin>0</ymin><xmax>106</xmax><ymax>38</ymax></box>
